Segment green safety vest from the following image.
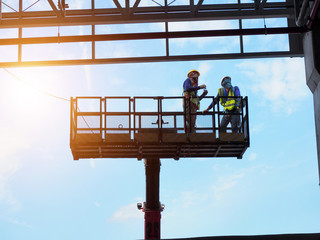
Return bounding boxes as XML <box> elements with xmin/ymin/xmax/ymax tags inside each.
<box><xmin>183</xmin><ymin>81</ymin><xmax>200</xmax><ymax>110</ymax></box>
<box><xmin>218</xmin><ymin>87</ymin><xmax>238</xmax><ymax>111</ymax></box>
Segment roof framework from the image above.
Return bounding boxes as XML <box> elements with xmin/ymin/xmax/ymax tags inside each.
<box><xmin>0</xmin><ymin>0</ymin><xmax>306</xmax><ymax>67</ymax></box>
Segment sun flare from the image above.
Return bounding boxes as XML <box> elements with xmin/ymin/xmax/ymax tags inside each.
<box><xmin>3</xmin><ymin>68</ymin><xmax>66</xmax><ymax>112</ymax></box>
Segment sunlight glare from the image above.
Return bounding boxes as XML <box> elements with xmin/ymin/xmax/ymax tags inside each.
<box><xmin>4</xmin><ymin>68</ymin><xmax>65</xmax><ymax>113</ymax></box>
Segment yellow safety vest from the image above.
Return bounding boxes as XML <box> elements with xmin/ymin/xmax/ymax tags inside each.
<box><xmin>218</xmin><ymin>87</ymin><xmax>238</xmax><ymax>111</ymax></box>
<box><xmin>183</xmin><ymin>80</ymin><xmax>200</xmax><ymax>110</ymax></box>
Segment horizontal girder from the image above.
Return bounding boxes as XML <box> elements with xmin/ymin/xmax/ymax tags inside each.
<box><xmin>0</xmin><ymin>0</ymin><xmax>304</xmax><ymax>66</ymax></box>
<box><xmin>0</xmin><ymin>51</ymin><xmax>304</xmax><ymax>68</ymax></box>
<box><xmin>0</xmin><ymin>2</ymin><xmax>295</xmax><ymax>28</ymax></box>
<box><xmin>0</xmin><ymin>27</ymin><xmax>305</xmax><ymax>45</ymax></box>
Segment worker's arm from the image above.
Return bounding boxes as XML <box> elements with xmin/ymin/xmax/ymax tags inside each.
<box><xmin>234</xmin><ymin>86</ymin><xmax>241</xmax><ymax>108</ymax></box>
<box><xmin>234</xmin><ymin>86</ymin><xmax>240</xmax><ymax>96</ymax></box>
<box><xmin>199</xmin><ymin>89</ymin><xmax>208</xmax><ymax>100</ymax></box>
<box><xmin>184</xmin><ymin>79</ymin><xmax>206</xmax><ymax>92</ymax></box>
<box><xmin>184</xmin><ymin>79</ymin><xmax>199</xmax><ymax>92</ymax></box>
<box><xmin>202</xmin><ymin>93</ymin><xmax>219</xmax><ymax>113</ymax></box>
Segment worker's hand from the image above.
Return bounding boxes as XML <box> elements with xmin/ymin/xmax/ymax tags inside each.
<box><xmin>203</xmin><ymin>90</ymin><xmax>208</xmax><ymax>95</ymax></box>
<box><xmin>199</xmin><ymin>84</ymin><xmax>206</xmax><ymax>89</ymax></box>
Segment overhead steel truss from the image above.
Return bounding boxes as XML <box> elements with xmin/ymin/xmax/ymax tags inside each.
<box><xmin>0</xmin><ymin>0</ymin><xmax>309</xmax><ymax>67</ymax></box>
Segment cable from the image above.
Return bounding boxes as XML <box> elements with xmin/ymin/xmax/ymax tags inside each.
<box><xmin>2</xmin><ymin>68</ymin><xmax>70</xmax><ymax>102</ymax></box>
<box><xmin>2</xmin><ymin>68</ymin><xmax>94</xmax><ymax>133</ymax></box>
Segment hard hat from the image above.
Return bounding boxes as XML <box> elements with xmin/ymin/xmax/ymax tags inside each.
<box><xmin>187</xmin><ymin>70</ymin><xmax>200</xmax><ymax>78</ymax></box>
<box><xmin>221</xmin><ymin>76</ymin><xmax>231</xmax><ymax>86</ymax></box>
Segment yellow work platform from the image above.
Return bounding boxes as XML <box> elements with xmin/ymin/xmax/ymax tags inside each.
<box><xmin>70</xmin><ymin>96</ymin><xmax>249</xmax><ymax>160</ymax></box>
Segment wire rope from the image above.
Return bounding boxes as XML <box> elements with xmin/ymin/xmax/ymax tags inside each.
<box><xmin>2</xmin><ymin>68</ymin><xmax>94</xmax><ymax>133</ymax></box>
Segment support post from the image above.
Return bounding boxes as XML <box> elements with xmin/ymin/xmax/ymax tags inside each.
<box><xmin>303</xmin><ymin>23</ymin><xmax>320</xmax><ymax>184</ymax></box>
<box><xmin>144</xmin><ymin>158</ymin><xmax>162</xmax><ymax>239</ymax></box>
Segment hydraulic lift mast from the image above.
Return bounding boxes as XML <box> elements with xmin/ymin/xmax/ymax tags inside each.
<box><xmin>141</xmin><ymin>158</ymin><xmax>163</xmax><ymax>240</ymax></box>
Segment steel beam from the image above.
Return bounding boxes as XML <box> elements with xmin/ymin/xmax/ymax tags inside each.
<box><xmin>0</xmin><ymin>0</ymin><xmax>304</xmax><ymax>67</ymax></box>
<box><xmin>112</xmin><ymin>0</ymin><xmax>124</xmax><ymax>15</ymax></box>
<box><xmin>47</xmin><ymin>0</ymin><xmax>62</xmax><ymax>18</ymax></box>
<box><xmin>0</xmin><ymin>3</ymin><xmax>295</xmax><ymax>28</ymax></box>
<box><xmin>0</xmin><ymin>51</ymin><xmax>304</xmax><ymax>68</ymax></box>
<box><xmin>196</xmin><ymin>0</ymin><xmax>205</xmax><ymax>13</ymax></box>
<box><xmin>0</xmin><ymin>27</ymin><xmax>305</xmax><ymax>46</ymax></box>
<box><xmin>131</xmin><ymin>0</ymin><xmax>141</xmax><ymax>15</ymax></box>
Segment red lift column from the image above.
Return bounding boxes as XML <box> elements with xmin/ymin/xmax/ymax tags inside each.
<box><xmin>144</xmin><ymin>158</ymin><xmax>162</xmax><ymax>239</ymax></box>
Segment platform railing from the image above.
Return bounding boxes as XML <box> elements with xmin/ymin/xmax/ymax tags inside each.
<box><xmin>70</xmin><ymin>96</ymin><xmax>249</xmax><ymax>145</ymax></box>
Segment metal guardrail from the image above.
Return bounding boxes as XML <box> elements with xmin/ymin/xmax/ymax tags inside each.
<box><xmin>70</xmin><ymin>96</ymin><xmax>249</xmax><ymax>144</ymax></box>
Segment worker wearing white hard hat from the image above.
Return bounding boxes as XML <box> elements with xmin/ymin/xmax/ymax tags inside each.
<box><xmin>203</xmin><ymin>76</ymin><xmax>241</xmax><ymax>133</ymax></box>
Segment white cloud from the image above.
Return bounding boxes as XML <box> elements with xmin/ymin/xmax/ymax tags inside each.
<box><xmin>9</xmin><ymin>219</ymin><xmax>32</xmax><ymax>228</ymax></box>
<box><xmin>169</xmin><ymin>20</ymin><xmax>237</xmax><ymax>48</ymax></box>
<box><xmin>108</xmin><ymin>77</ymin><xmax>126</xmax><ymax>87</ymax></box>
<box><xmin>198</xmin><ymin>62</ymin><xmax>212</xmax><ymax>79</ymax></box>
<box><xmin>250</xmin><ymin>122</ymin><xmax>265</xmax><ymax>134</ymax></box>
<box><xmin>248</xmin><ymin>152</ymin><xmax>257</xmax><ymax>161</ymax></box>
<box><xmin>169</xmin><ymin>86</ymin><xmax>183</xmax><ymax>96</ymax></box>
<box><xmin>169</xmin><ymin>20</ymin><xmax>236</xmax><ymax>32</ymax></box>
<box><xmin>96</xmin><ymin>42</ymin><xmax>139</xmax><ymax>58</ymax></box>
<box><xmin>90</xmin><ymin>160</ymin><xmax>95</xmax><ymax>168</ymax></box>
<box><xmin>83</xmin><ymin>65</ymin><xmax>94</xmax><ymax>94</ymax></box>
<box><xmin>180</xmin><ymin>191</ymin><xmax>208</xmax><ymax>208</ymax></box>
<box><xmin>108</xmin><ymin>202</ymin><xmax>143</xmax><ymax>223</ymax></box>
<box><xmin>171</xmin><ymin>171</ymin><xmax>245</xmax><ymax>208</ymax></box>
<box><xmin>147</xmin><ymin>22</ymin><xmax>165</xmax><ymax>32</ymax></box>
<box><xmin>236</xmin><ymin>58</ymin><xmax>308</xmax><ymax>114</ymax></box>
<box><xmin>211</xmin><ymin>173</ymin><xmax>244</xmax><ymax>200</ymax></box>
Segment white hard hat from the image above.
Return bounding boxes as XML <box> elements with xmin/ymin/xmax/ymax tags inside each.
<box><xmin>221</xmin><ymin>76</ymin><xmax>231</xmax><ymax>86</ymax></box>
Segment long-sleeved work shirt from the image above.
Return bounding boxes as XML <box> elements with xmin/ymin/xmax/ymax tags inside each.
<box><xmin>183</xmin><ymin>78</ymin><xmax>207</xmax><ymax>100</ymax></box>
<box><xmin>207</xmin><ymin>86</ymin><xmax>240</xmax><ymax>110</ymax></box>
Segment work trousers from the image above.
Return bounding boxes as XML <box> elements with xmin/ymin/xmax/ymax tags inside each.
<box><xmin>220</xmin><ymin>110</ymin><xmax>240</xmax><ymax>133</ymax></box>
<box><xmin>184</xmin><ymin>100</ymin><xmax>198</xmax><ymax>133</ymax></box>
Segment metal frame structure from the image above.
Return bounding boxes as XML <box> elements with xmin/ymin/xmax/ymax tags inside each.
<box><xmin>70</xmin><ymin>95</ymin><xmax>250</xmax><ymax>160</ymax></box>
<box><xmin>0</xmin><ymin>0</ymin><xmax>308</xmax><ymax>67</ymax></box>
<box><xmin>3</xmin><ymin>1</ymin><xmax>318</xmax><ymax>239</ymax></box>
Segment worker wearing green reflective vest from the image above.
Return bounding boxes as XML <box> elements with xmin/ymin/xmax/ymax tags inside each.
<box><xmin>203</xmin><ymin>76</ymin><xmax>241</xmax><ymax>133</ymax></box>
<box><xmin>183</xmin><ymin>70</ymin><xmax>208</xmax><ymax>133</ymax></box>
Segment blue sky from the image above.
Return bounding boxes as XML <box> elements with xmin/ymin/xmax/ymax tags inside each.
<box><xmin>1</xmin><ymin>1</ymin><xmax>320</xmax><ymax>240</ymax></box>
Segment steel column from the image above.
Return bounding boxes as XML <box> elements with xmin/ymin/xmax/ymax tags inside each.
<box><xmin>144</xmin><ymin>158</ymin><xmax>162</xmax><ymax>240</ymax></box>
<box><xmin>303</xmin><ymin>23</ymin><xmax>320</xmax><ymax>184</ymax></box>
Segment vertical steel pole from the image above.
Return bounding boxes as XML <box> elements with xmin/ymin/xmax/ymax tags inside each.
<box><xmin>70</xmin><ymin>97</ymin><xmax>73</xmax><ymax>144</ymax></box>
<box><xmin>165</xmin><ymin>0</ymin><xmax>169</xmax><ymax>57</ymax></box>
<box><xmin>91</xmin><ymin>0</ymin><xmax>95</xmax><ymax>61</ymax></box>
<box><xmin>238</xmin><ymin>0</ymin><xmax>244</xmax><ymax>54</ymax></box>
<box><xmin>144</xmin><ymin>158</ymin><xmax>161</xmax><ymax>239</ymax></box>
<box><xmin>18</xmin><ymin>0</ymin><xmax>22</xmax><ymax>63</ymax></box>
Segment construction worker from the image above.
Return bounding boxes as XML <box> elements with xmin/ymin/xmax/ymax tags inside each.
<box><xmin>183</xmin><ymin>70</ymin><xmax>208</xmax><ymax>133</ymax></box>
<box><xmin>203</xmin><ymin>76</ymin><xmax>241</xmax><ymax>133</ymax></box>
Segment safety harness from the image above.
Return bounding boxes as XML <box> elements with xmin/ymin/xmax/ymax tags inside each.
<box><xmin>183</xmin><ymin>78</ymin><xmax>200</xmax><ymax>110</ymax></box>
